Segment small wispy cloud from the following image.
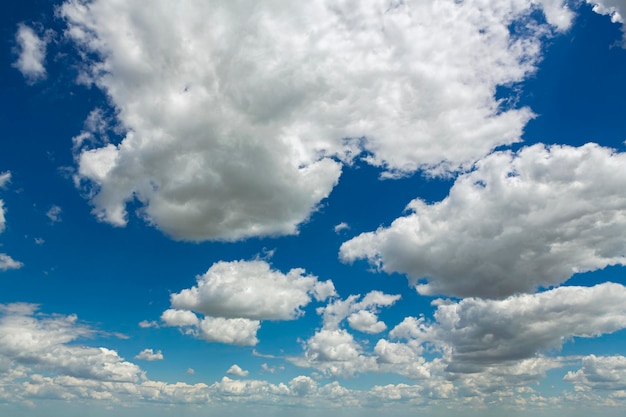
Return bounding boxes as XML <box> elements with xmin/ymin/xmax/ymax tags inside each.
<box><xmin>138</xmin><ymin>320</ymin><xmax>159</xmax><ymax>329</ymax></box>
<box><xmin>13</xmin><ymin>24</ymin><xmax>48</xmax><ymax>83</ymax></box>
<box><xmin>46</xmin><ymin>205</ymin><xmax>62</xmax><ymax>223</ymax></box>
<box><xmin>334</xmin><ymin>222</ymin><xmax>350</xmax><ymax>234</ymax></box>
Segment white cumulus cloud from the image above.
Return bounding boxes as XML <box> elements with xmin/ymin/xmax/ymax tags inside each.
<box><xmin>564</xmin><ymin>355</ymin><xmax>626</xmax><ymax>391</ymax></box>
<box><xmin>160</xmin><ymin>309</ymin><xmax>199</xmax><ymax>327</ymax></box>
<box><xmin>135</xmin><ymin>349</ymin><xmax>163</xmax><ymax>361</ymax></box>
<box><xmin>347</xmin><ymin>310</ymin><xmax>388</xmax><ymax>334</ymax></box>
<box><xmin>292</xmin><ymin>291</ymin><xmax>401</xmax><ymax>377</ymax></box>
<box><xmin>163</xmin><ymin>259</ymin><xmax>334</xmax><ymax>346</ymax></box>
<box><xmin>13</xmin><ymin>24</ymin><xmax>47</xmax><ymax>83</ymax></box>
<box><xmin>199</xmin><ymin>317</ymin><xmax>260</xmax><ymax>346</ymax></box>
<box><xmin>341</xmin><ymin>143</ymin><xmax>626</xmax><ymax>298</ymax></box>
<box><xmin>59</xmin><ymin>0</ymin><xmax>571</xmax><ymax>241</ymax></box>
<box><xmin>171</xmin><ymin>260</ymin><xmax>335</xmax><ymax>320</ymax></box>
<box><xmin>226</xmin><ymin>364</ymin><xmax>249</xmax><ymax>377</ymax></box>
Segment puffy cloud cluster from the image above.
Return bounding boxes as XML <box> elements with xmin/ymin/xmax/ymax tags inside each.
<box><xmin>341</xmin><ymin>143</ymin><xmax>626</xmax><ymax>298</ymax></box>
<box><xmin>162</xmin><ymin>260</ymin><xmax>335</xmax><ymax>346</ymax></box>
<box><xmin>58</xmin><ymin>0</ymin><xmax>574</xmax><ymax>241</ymax></box>
<box><xmin>12</xmin><ymin>24</ymin><xmax>47</xmax><ymax>83</ymax></box>
<box><xmin>293</xmin><ymin>291</ymin><xmax>425</xmax><ymax>378</ymax></box>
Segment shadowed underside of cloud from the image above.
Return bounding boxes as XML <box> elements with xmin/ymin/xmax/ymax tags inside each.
<box><xmin>58</xmin><ymin>0</ymin><xmax>578</xmax><ymax>241</ymax></box>
<box><xmin>341</xmin><ymin>143</ymin><xmax>626</xmax><ymax>298</ymax></box>
<box><xmin>396</xmin><ymin>283</ymin><xmax>626</xmax><ymax>374</ymax></box>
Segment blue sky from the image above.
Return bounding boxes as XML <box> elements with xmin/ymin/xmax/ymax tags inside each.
<box><xmin>1</xmin><ymin>1</ymin><xmax>626</xmax><ymax>416</ymax></box>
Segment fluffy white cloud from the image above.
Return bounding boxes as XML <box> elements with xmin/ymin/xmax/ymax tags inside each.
<box><xmin>59</xmin><ymin>0</ymin><xmax>571</xmax><ymax>241</ymax></box>
<box><xmin>171</xmin><ymin>260</ymin><xmax>335</xmax><ymax>320</ymax></box>
<box><xmin>226</xmin><ymin>364</ymin><xmax>249</xmax><ymax>377</ymax></box>
<box><xmin>564</xmin><ymin>355</ymin><xmax>626</xmax><ymax>391</ymax></box>
<box><xmin>341</xmin><ymin>143</ymin><xmax>626</xmax><ymax>298</ymax></box>
<box><xmin>374</xmin><ymin>339</ymin><xmax>420</xmax><ymax>365</ymax></box>
<box><xmin>0</xmin><ymin>303</ymin><xmax>141</xmax><ymax>382</ymax></box>
<box><xmin>292</xmin><ymin>328</ymin><xmax>378</xmax><ymax>379</ymax></box>
<box><xmin>135</xmin><ymin>349</ymin><xmax>163</xmax><ymax>361</ymax></box>
<box><xmin>305</xmin><ymin>329</ymin><xmax>361</xmax><ymax>363</ymax></box>
<box><xmin>12</xmin><ymin>24</ymin><xmax>47</xmax><ymax>82</ymax></box>
<box><xmin>163</xmin><ymin>260</ymin><xmax>334</xmax><ymax>346</ymax></box>
<box><xmin>198</xmin><ymin>317</ymin><xmax>260</xmax><ymax>346</ymax></box>
<box><xmin>160</xmin><ymin>309</ymin><xmax>199</xmax><ymax>327</ymax></box>
<box><xmin>347</xmin><ymin>310</ymin><xmax>387</xmax><ymax>334</ymax></box>
<box><xmin>289</xmin><ymin>375</ymin><xmax>317</xmax><ymax>397</ymax></box>
<box><xmin>406</xmin><ymin>283</ymin><xmax>626</xmax><ymax>373</ymax></box>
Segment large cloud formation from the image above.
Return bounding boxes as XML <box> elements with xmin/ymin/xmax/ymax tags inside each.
<box><xmin>59</xmin><ymin>0</ymin><xmax>574</xmax><ymax>241</ymax></box>
<box><xmin>162</xmin><ymin>260</ymin><xmax>336</xmax><ymax>346</ymax></box>
<box><xmin>341</xmin><ymin>143</ymin><xmax>626</xmax><ymax>298</ymax></box>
